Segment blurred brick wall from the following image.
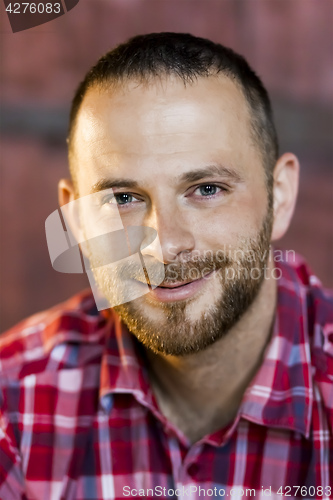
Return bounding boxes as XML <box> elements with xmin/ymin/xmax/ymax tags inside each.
<box><xmin>1</xmin><ymin>0</ymin><xmax>332</xmax><ymax>332</ymax></box>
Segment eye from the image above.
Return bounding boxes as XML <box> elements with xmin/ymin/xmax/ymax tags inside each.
<box><xmin>102</xmin><ymin>193</ymin><xmax>141</xmax><ymax>207</ymax></box>
<box><xmin>113</xmin><ymin>193</ymin><xmax>136</xmax><ymax>205</ymax></box>
<box><xmin>193</xmin><ymin>184</ymin><xmax>225</xmax><ymax>197</ymax></box>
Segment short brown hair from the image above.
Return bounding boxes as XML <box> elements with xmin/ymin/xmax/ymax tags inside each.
<box><xmin>68</xmin><ymin>32</ymin><xmax>279</xmax><ymax>189</ymax></box>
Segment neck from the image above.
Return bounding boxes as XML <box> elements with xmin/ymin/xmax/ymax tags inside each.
<box><xmin>145</xmin><ymin>260</ymin><xmax>278</xmax><ymax>444</ymax></box>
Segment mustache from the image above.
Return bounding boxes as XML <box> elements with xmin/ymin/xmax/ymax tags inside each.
<box><xmin>116</xmin><ymin>253</ymin><xmax>233</xmax><ymax>286</ymax></box>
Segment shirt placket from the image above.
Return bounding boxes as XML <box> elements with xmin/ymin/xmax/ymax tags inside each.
<box><xmin>164</xmin><ymin>432</ymin><xmax>206</xmax><ymax>499</ymax></box>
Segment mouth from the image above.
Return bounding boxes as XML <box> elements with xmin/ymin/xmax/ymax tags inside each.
<box><xmin>133</xmin><ymin>271</ymin><xmax>214</xmax><ymax>303</ymax></box>
<box><xmin>136</xmin><ymin>271</ymin><xmax>212</xmax><ymax>288</ymax></box>
<box><xmin>156</xmin><ymin>278</ymin><xmax>204</xmax><ymax>288</ymax></box>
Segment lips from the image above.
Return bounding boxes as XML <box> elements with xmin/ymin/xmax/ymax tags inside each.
<box><xmin>144</xmin><ymin>271</ymin><xmax>214</xmax><ymax>289</ymax></box>
<box><xmin>132</xmin><ymin>270</ymin><xmax>214</xmax><ymax>294</ymax></box>
<box><xmin>134</xmin><ymin>279</ymin><xmax>192</xmax><ymax>288</ymax></box>
<box><xmin>157</xmin><ymin>280</ymin><xmax>198</xmax><ymax>289</ymax></box>
<box><xmin>143</xmin><ymin>271</ymin><xmax>214</xmax><ymax>303</ymax></box>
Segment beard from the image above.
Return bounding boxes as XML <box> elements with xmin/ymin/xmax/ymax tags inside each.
<box><xmin>85</xmin><ymin>202</ymin><xmax>273</xmax><ymax>356</ymax></box>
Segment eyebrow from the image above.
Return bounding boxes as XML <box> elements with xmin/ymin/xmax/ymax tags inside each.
<box><xmin>91</xmin><ymin>178</ymin><xmax>139</xmax><ymax>193</ymax></box>
<box><xmin>90</xmin><ymin>164</ymin><xmax>242</xmax><ymax>194</ymax></box>
<box><xmin>177</xmin><ymin>164</ymin><xmax>243</xmax><ymax>184</ymax></box>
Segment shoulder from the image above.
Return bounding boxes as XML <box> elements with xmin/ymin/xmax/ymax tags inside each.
<box><xmin>277</xmin><ymin>251</ymin><xmax>333</xmax><ymax>419</ymax></box>
<box><xmin>276</xmin><ymin>250</ymin><xmax>333</xmax><ymax>327</ymax></box>
<box><xmin>294</xmin><ymin>254</ymin><xmax>333</xmax><ymax>377</ymax></box>
<box><xmin>0</xmin><ymin>289</ymin><xmax>113</xmax><ymax>381</ymax></box>
<box><xmin>0</xmin><ymin>290</ymin><xmax>116</xmax><ymax>466</ymax></box>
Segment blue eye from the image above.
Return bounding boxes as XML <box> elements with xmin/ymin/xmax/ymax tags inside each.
<box><xmin>101</xmin><ymin>193</ymin><xmax>140</xmax><ymax>206</ymax></box>
<box><xmin>198</xmin><ymin>185</ymin><xmax>219</xmax><ymax>196</ymax></box>
<box><xmin>190</xmin><ymin>183</ymin><xmax>228</xmax><ymax>201</ymax></box>
<box><xmin>113</xmin><ymin>193</ymin><xmax>133</xmax><ymax>205</ymax></box>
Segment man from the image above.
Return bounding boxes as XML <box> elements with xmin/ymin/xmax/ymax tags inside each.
<box><xmin>0</xmin><ymin>33</ymin><xmax>332</xmax><ymax>500</ymax></box>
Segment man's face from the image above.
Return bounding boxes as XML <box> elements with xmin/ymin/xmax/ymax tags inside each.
<box><xmin>73</xmin><ymin>75</ymin><xmax>273</xmax><ymax>355</ymax></box>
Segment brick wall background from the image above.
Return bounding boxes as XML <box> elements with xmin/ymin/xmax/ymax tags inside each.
<box><xmin>1</xmin><ymin>0</ymin><xmax>332</xmax><ymax>331</ymax></box>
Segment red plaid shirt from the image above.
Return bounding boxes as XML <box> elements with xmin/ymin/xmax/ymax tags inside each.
<box><xmin>0</xmin><ymin>253</ymin><xmax>332</xmax><ymax>500</ymax></box>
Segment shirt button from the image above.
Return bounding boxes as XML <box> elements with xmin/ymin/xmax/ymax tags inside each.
<box><xmin>187</xmin><ymin>463</ymin><xmax>199</xmax><ymax>477</ymax></box>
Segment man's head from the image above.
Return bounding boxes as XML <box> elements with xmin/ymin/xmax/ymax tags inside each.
<box><xmin>68</xmin><ymin>32</ymin><xmax>279</xmax><ymax>192</ymax></box>
<box><xmin>59</xmin><ymin>33</ymin><xmax>299</xmax><ymax>356</ymax></box>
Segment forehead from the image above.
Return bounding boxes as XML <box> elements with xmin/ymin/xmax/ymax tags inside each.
<box><xmin>72</xmin><ymin>75</ymin><xmax>259</xmax><ymax>190</ymax></box>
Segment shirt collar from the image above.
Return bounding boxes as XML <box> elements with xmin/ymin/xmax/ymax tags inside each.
<box><xmin>98</xmin><ymin>311</ymin><xmax>157</xmax><ymax>415</ymax></box>
<box><xmin>98</xmin><ymin>257</ymin><xmax>314</xmax><ymax>439</ymax></box>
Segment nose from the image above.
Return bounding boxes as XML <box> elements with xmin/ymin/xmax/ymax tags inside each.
<box><xmin>141</xmin><ymin>205</ymin><xmax>195</xmax><ymax>264</ymax></box>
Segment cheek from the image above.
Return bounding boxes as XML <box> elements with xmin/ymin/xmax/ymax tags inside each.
<box><xmin>194</xmin><ymin>194</ymin><xmax>267</xmax><ymax>248</ymax></box>
<box><xmin>185</xmin><ymin>273</ymin><xmax>222</xmax><ymax>323</ymax></box>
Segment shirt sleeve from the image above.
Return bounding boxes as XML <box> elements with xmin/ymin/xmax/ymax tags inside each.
<box><xmin>0</xmin><ymin>394</ymin><xmax>27</xmax><ymax>500</ymax></box>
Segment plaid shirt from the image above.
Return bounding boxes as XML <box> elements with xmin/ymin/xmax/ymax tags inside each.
<box><xmin>0</xmin><ymin>253</ymin><xmax>332</xmax><ymax>500</ymax></box>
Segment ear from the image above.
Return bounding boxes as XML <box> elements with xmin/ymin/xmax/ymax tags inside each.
<box><xmin>58</xmin><ymin>178</ymin><xmax>85</xmax><ymax>247</ymax></box>
<box><xmin>58</xmin><ymin>177</ymin><xmax>77</xmax><ymax>206</ymax></box>
<box><xmin>271</xmin><ymin>152</ymin><xmax>300</xmax><ymax>242</ymax></box>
